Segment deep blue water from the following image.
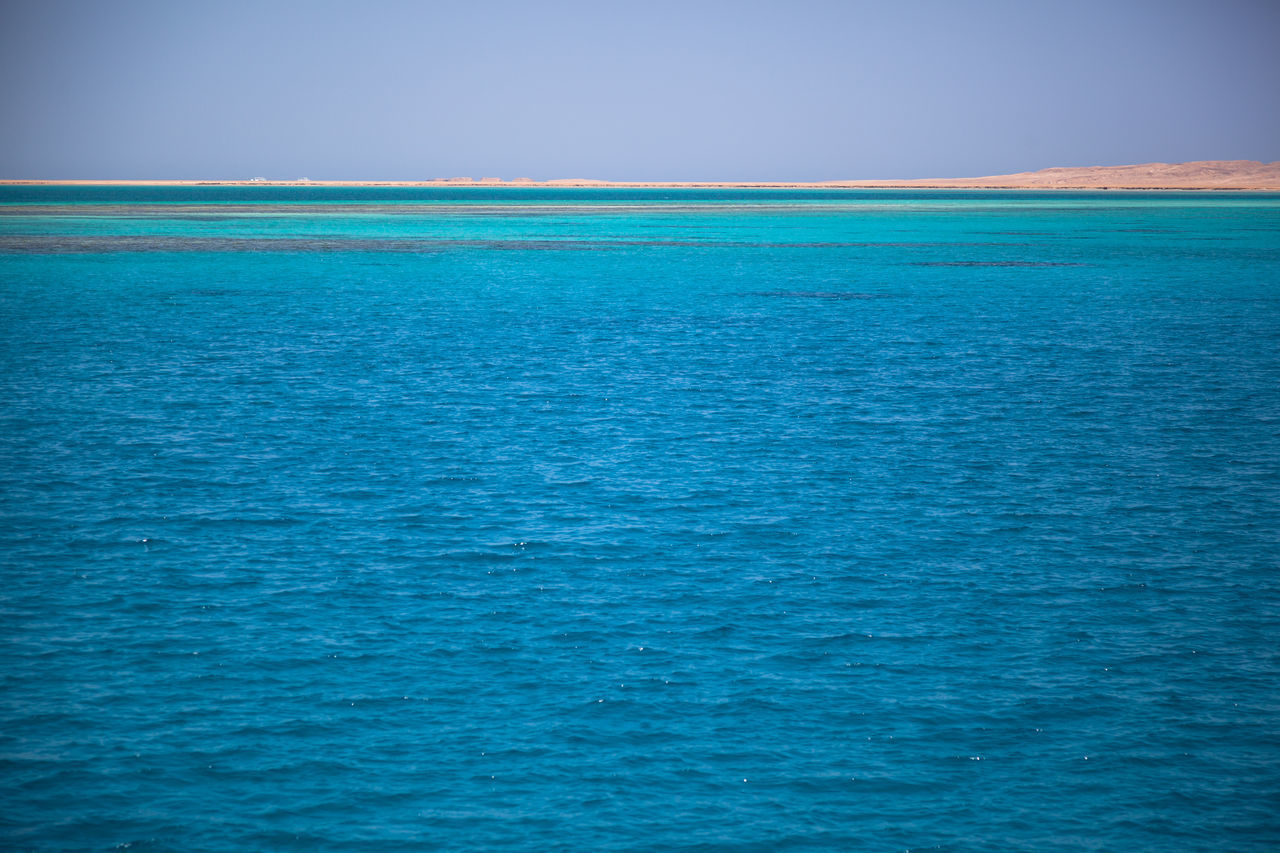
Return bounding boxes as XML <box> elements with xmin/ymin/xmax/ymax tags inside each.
<box><xmin>2</xmin><ymin>187</ymin><xmax>1279</xmax><ymax>851</ymax></box>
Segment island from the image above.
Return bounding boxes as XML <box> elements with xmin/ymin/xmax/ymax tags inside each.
<box><xmin>3</xmin><ymin>160</ymin><xmax>1278</xmax><ymax>190</ymax></box>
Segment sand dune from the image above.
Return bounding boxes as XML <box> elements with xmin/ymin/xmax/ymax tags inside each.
<box><xmin>4</xmin><ymin>161</ymin><xmax>1278</xmax><ymax>189</ymax></box>
<box><xmin>853</xmin><ymin>160</ymin><xmax>1280</xmax><ymax>189</ymax></box>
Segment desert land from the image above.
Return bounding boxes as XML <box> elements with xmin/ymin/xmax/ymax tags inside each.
<box><xmin>3</xmin><ymin>160</ymin><xmax>1279</xmax><ymax>190</ymax></box>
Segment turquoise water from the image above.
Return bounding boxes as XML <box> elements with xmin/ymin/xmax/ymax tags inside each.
<box><xmin>2</xmin><ymin>187</ymin><xmax>1279</xmax><ymax>851</ymax></box>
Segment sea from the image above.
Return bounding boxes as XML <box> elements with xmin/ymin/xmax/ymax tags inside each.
<box><xmin>1</xmin><ymin>186</ymin><xmax>1278</xmax><ymax>851</ymax></box>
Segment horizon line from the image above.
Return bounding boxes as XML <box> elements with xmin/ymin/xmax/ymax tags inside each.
<box><xmin>3</xmin><ymin>161</ymin><xmax>1280</xmax><ymax>190</ymax></box>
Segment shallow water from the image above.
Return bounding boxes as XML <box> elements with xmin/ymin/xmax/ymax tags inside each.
<box><xmin>2</xmin><ymin>188</ymin><xmax>1279</xmax><ymax>851</ymax></box>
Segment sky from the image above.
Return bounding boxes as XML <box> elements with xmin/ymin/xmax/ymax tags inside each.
<box><xmin>0</xmin><ymin>0</ymin><xmax>1277</xmax><ymax>181</ymax></box>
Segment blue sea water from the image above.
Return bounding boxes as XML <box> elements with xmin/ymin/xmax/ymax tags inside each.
<box><xmin>1</xmin><ymin>187</ymin><xmax>1279</xmax><ymax>851</ymax></box>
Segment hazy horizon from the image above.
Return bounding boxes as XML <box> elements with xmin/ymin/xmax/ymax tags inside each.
<box><xmin>2</xmin><ymin>0</ymin><xmax>1278</xmax><ymax>181</ymax></box>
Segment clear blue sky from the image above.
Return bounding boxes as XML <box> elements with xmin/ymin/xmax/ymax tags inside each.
<box><xmin>1</xmin><ymin>0</ymin><xmax>1277</xmax><ymax>180</ymax></box>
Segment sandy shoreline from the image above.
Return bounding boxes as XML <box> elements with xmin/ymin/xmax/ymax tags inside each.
<box><xmin>3</xmin><ymin>161</ymin><xmax>1279</xmax><ymax>190</ymax></box>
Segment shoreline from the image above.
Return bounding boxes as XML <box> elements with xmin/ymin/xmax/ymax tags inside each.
<box><xmin>3</xmin><ymin>180</ymin><xmax>1278</xmax><ymax>191</ymax></box>
<box><xmin>3</xmin><ymin>161</ymin><xmax>1279</xmax><ymax>191</ymax></box>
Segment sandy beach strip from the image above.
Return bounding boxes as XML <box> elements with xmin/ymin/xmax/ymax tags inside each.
<box><xmin>3</xmin><ymin>161</ymin><xmax>1279</xmax><ymax>190</ymax></box>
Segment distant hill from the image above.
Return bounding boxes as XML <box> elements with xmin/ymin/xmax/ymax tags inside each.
<box><xmin>843</xmin><ymin>160</ymin><xmax>1280</xmax><ymax>189</ymax></box>
<box><xmin>5</xmin><ymin>161</ymin><xmax>1279</xmax><ymax>189</ymax></box>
